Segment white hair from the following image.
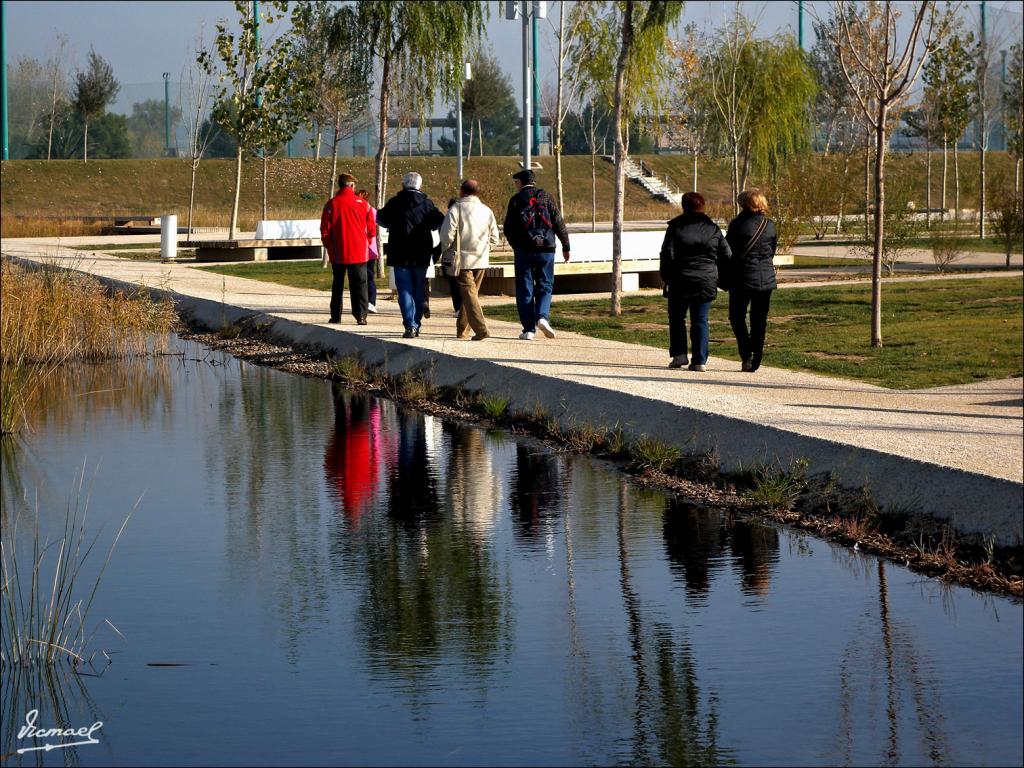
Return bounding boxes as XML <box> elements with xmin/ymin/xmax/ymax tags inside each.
<box><xmin>402</xmin><ymin>172</ymin><xmax>422</xmax><ymax>191</ymax></box>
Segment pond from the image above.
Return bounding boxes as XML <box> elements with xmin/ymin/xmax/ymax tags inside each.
<box><xmin>2</xmin><ymin>336</ymin><xmax>1021</xmax><ymax>766</ymax></box>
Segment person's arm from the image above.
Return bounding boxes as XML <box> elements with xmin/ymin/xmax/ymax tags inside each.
<box><xmin>320</xmin><ymin>202</ymin><xmax>332</xmax><ymax>250</ymax></box>
<box><xmin>376</xmin><ymin>201</ymin><xmax>390</xmax><ymax>229</ymax></box>
<box><xmin>659</xmin><ymin>227</ymin><xmax>674</xmax><ymax>284</ymax></box>
<box><xmin>767</xmin><ymin>220</ymin><xmax>778</xmax><ymax>256</ymax></box>
<box><xmin>716</xmin><ymin>230</ymin><xmax>733</xmax><ymax>289</ymax></box>
<box><xmin>440</xmin><ymin>207</ymin><xmax>456</xmax><ymax>249</ymax></box>
<box><xmin>549</xmin><ymin>194</ymin><xmax>571</xmax><ymax>261</ymax></box>
<box><xmin>365</xmin><ymin>204</ymin><xmax>376</xmax><ymax>241</ymax></box>
<box><xmin>502</xmin><ymin>198</ymin><xmax>518</xmax><ymax>250</ymax></box>
<box><xmin>488</xmin><ymin>210</ymin><xmax>500</xmax><ymax>247</ymax></box>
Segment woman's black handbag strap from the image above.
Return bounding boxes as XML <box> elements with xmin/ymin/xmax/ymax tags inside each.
<box><xmin>741</xmin><ymin>217</ymin><xmax>768</xmax><ymax>259</ymax></box>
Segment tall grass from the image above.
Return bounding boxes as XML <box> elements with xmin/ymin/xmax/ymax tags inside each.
<box><xmin>1</xmin><ymin>463</ymin><xmax>135</xmax><ymax>667</ymax></box>
<box><xmin>0</xmin><ymin>257</ymin><xmax>176</xmax><ymax>434</ymax></box>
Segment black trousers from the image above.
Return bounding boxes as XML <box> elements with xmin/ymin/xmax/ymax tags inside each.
<box><xmin>729</xmin><ymin>288</ymin><xmax>773</xmax><ymax>368</ymax></box>
<box><xmin>330</xmin><ymin>262</ymin><xmax>369</xmax><ymax>321</ymax></box>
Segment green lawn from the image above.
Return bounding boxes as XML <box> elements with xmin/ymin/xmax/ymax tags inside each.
<box><xmin>488</xmin><ymin>276</ymin><xmax>1023</xmax><ymax>389</ymax></box>
<box><xmin>794</xmin><ymin>235</ymin><xmax>1022</xmax><ymax>255</ymax></box>
<box><xmin>785</xmin><ymin>255</ymin><xmax>873</xmax><ymax>268</ymax></box>
<box><xmin>71</xmin><ymin>242</ymin><xmax>161</xmax><ymax>251</ymax></box>
<box><xmin>198</xmin><ymin>260</ymin><xmax>333</xmax><ymax>290</ymax></box>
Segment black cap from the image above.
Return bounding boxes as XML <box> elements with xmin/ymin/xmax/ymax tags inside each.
<box><xmin>512</xmin><ymin>169</ymin><xmax>535</xmax><ymax>185</ymax></box>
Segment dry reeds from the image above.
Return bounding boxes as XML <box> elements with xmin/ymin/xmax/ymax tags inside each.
<box><xmin>0</xmin><ymin>258</ymin><xmax>176</xmax><ymax>434</ymax></box>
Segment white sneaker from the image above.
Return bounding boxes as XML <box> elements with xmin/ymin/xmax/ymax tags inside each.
<box><xmin>519</xmin><ymin>331</ymin><xmax>535</xmax><ymax>340</ymax></box>
<box><xmin>367</xmin><ymin>303</ymin><xmax>378</xmax><ymax>314</ymax></box>
<box><xmin>537</xmin><ymin>317</ymin><xmax>555</xmax><ymax>338</ymax></box>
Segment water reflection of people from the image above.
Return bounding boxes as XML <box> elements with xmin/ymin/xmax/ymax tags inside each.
<box><xmin>510</xmin><ymin>443</ymin><xmax>563</xmax><ymax>546</ymax></box>
<box><xmin>324</xmin><ymin>386</ymin><xmax>382</xmax><ymax>526</ymax></box>
<box><xmin>662</xmin><ymin>498</ymin><xmax>728</xmax><ymax>597</ymax></box>
<box><xmin>445</xmin><ymin>424</ymin><xmax>500</xmax><ymax>541</ymax></box>
<box><xmin>662</xmin><ymin>498</ymin><xmax>779</xmax><ymax>599</ymax></box>
<box><xmin>729</xmin><ymin>519</ymin><xmax>780</xmax><ymax>597</ymax></box>
<box><xmin>387</xmin><ymin>408</ymin><xmax>439</xmax><ymax>528</ymax></box>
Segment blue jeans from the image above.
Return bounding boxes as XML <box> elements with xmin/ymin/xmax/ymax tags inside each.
<box><xmin>367</xmin><ymin>259</ymin><xmax>378</xmax><ymax>305</ymax></box>
<box><xmin>392</xmin><ymin>266</ymin><xmax>427</xmax><ymax>330</ymax></box>
<box><xmin>667</xmin><ymin>293</ymin><xmax>712</xmax><ymax>364</ymax></box>
<box><xmin>514</xmin><ymin>249</ymin><xmax>555</xmax><ymax>332</ymax></box>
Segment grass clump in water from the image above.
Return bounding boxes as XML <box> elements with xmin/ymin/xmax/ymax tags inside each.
<box><xmin>628</xmin><ymin>436</ymin><xmax>683</xmax><ymax>474</ymax></box>
<box><xmin>479</xmin><ymin>394</ymin><xmax>510</xmax><ymax>420</ymax></box>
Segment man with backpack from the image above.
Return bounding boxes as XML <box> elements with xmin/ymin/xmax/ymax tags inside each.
<box><xmin>502</xmin><ymin>169</ymin><xmax>571</xmax><ymax>340</ymax></box>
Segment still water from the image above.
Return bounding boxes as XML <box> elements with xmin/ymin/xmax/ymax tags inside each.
<box><xmin>1</xmin><ymin>336</ymin><xmax>1021</xmax><ymax>766</ymax></box>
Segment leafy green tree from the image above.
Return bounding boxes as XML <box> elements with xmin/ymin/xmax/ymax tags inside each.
<box><xmin>359</xmin><ymin>1</ymin><xmax>486</xmax><ymax>209</ymax></box>
<box><xmin>126</xmin><ymin>98</ymin><xmax>182</xmax><ymax>158</ymax></box>
<box><xmin>201</xmin><ymin>0</ymin><xmax>317</xmax><ymax>238</ymax></box>
<box><xmin>1004</xmin><ymin>43</ymin><xmax>1023</xmax><ymax>200</ymax></box>
<box><xmin>903</xmin><ymin>101</ymin><xmax>943</xmax><ymax>227</ymax></box>
<box><xmin>574</xmin><ymin>0</ymin><xmax>684</xmax><ymax>316</ymax></box>
<box><xmin>29</xmin><ymin>105</ymin><xmax>129</xmax><ymax>159</ymax></box>
<box><xmin>922</xmin><ymin>19</ymin><xmax>974</xmax><ymax>221</ymax></box>
<box><xmin>199</xmin><ymin>116</ymin><xmax>238</xmax><ymax>158</ymax></box>
<box><xmin>71</xmin><ymin>49</ymin><xmax>120</xmax><ymax>162</ymax></box>
<box><xmin>296</xmin><ymin>1</ymin><xmax>370</xmax><ymax>197</ymax></box>
<box><xmin>438</xmin><ymin>48</ymin><xmax>520</xmax><ymax>158</ymax></box>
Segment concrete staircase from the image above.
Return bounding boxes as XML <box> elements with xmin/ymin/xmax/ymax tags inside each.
<box><xmin>601</xmin><ymin>155</ymin><xmax>682</xmax><ymax>204</ymax></box>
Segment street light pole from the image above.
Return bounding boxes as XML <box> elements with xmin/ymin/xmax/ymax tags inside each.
<box><xmin>456</xmin><ymin>61</ymin><xmax>471</xmax><ymax>180</ymax></box>
<box><xmin>531</xmin><ymin>9</ymin><xmax>541</xmax><ymax>151</ymax></box>
<box><xmin>163</xmin><ymin>72</ymin><xmax>171</xmax><ymax>156</ymax></box>
<box><xmin>522</xmin><ymin>4</ymin><xmax>531</xmax><ymax>170</ymax></box>
<box><xmin>1</xmin><ymin>0</ymin><xmax>8</xmax><ymax>161</ymax></box>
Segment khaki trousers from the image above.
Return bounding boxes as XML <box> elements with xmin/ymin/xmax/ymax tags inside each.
<box><xmin>455</xmin><ymin>269</ymin><xmax>488</xmax><ymax>337</ymax></box>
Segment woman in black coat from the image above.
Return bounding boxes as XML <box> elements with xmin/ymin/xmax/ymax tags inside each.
<box><xmin>725</xmin><ymin>189</ymin><xmax>778</xmax><ymax>372</ymax></box>
<box><xmin>659</xmin><ymin>192</ymin><xmax>732</xmax><ymax>372</ymax></box>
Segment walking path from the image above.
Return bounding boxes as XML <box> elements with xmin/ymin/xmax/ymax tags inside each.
<box><xmin>4</xmin><ymin>235</ymin><xmax>1022</xmax><ymax>544</ymax></box>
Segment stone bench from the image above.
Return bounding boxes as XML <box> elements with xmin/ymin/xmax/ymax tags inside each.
<box><xmin>190</xmin><ymin>219</ymin><xmax>325</xmax><ymax>262</ymax></box>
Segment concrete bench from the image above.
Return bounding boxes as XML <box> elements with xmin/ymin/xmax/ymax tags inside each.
<box><xmin>254</xmin><ymin>219</ymin><xmax>322</xmax><ymax>240</ymax></box>
<box><xmin>189</xmin><ymin>219</ymin><xmax>326</xmax><ymax>261</ymax></box>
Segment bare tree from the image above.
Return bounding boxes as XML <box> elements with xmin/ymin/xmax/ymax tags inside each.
<box><xmin>548</xmin><ymin>0</ymin><xmax>591</xmax><ymax>214</ymax></box>
<box><xmin>821</xmin><ymin>0</ymin><xmax>943</xmax><ymax>348</ymax></box>
<box><xmin>46</xmin><ymin>35</ymin><xmax>70</xmax><ymax>161</ymax></box>
<box><xmin>181</xmin><ymin>35</ymin><xmax>217</xmax><ymax>235</ymax></box>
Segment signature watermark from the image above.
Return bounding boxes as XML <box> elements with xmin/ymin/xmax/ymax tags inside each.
<box><xmin>16</xmin><ymin>709</ymin><xmax>104</xmax><ymax>754</ymax></box>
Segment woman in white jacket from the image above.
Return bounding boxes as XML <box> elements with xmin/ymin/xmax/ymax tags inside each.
<box><xmin>439</xmin><ymin>179</ymin><xmax>501</xmax><ymax>341</ymax></box>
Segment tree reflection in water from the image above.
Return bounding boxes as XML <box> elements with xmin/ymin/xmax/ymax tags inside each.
<box><xmin>620</xmin><ymin>483</ymin><xmax>732</xmax><ymax>766</ymax></box>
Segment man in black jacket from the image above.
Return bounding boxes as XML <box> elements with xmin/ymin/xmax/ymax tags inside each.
<box><xmin>377</xmin><ymin>172</ymin><xmax>445</xmax><ymax>338</ymax></box>
<box><xmin>502</xmin><ymin>169</ymin><xmax>570</xmax><ymax>340</ymax></box>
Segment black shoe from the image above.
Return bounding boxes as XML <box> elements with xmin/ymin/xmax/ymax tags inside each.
<box><xmin>414</xmin><ymin>328</ymin><xmax>420</xmax><ymax>337</ymax></box>
<box><xmin>741</xmin><ymin>357</ymin><xmax>753</xmax><ymax>372</ymax></box>
<box><xmin>403</xmin><ymin>329</ymin><xmax>415</xmax><ymax>339</ymax></box>
<box><xmin>423</xmin><ymin>306</ymin><xmax>431</xmax><ymax>319</ymax></box>
<box><xmin>328</xmin><ymin>318</ymin><xmax>341</xmax><ymax>324</ymax></box>
<box><xmin>357</xmin><ymin>317</ymin><xmax>368</xmax><ymax>326</ymax></box>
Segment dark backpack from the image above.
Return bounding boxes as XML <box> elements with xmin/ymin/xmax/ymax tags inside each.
<box><xmin>520</xmin><ymin>194</ymin><xmax>556</xmax><ymax>250</ymax></box>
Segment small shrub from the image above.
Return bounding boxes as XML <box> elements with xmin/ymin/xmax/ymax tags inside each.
<box><xmin>395</xmin><ymin>370</ymin><xmax>435</xmax><ymax>402</ymax></box>
<box><xmin>743</xmin><ymin>458</ymin><xmax>809</xmax><ymax>510</ymax></box>
<box><xmin>629</xmin><ymin>436</ymin><xmax>682</xmax><ymax>474</ymax></box>
<box><xmin>929</xmin><ymin>233</ymin><xmax>968</xmax><ymax>272</ymax></box>
<box><xmin>333</xmin><ymin>354</ymin><xmax>371</xmax><ymax>384</ymax></box>
<box><xmin>217</xmin><ymin>323</ymin><xmax>241</xmax><ymax>340</ymax></box>
<box><xmin>605</xmin><ymin>423</ymin><xmax>628</xmax><ymax>456</ymax></box>
<box><xmin>563</xmin><ymin>421</ymin><xmax>605</xmax><ymax>452</ymax></box>
<box><xmin>479</xmin><ymin>394</ymin><xmax>510</xmax><ymax>420</ymax></box>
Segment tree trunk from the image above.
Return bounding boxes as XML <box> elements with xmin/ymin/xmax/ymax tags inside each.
<box><xmin>940</xmin><ymin>134</ymin><xmax>948</xmax><ymax>220</ymax></box>
<box><xmin>374</xmin><ymin>47</ymin><xmax>393</xmax><ymax>210</ymax></box>
<box><xmin>328</xmin><ymin>110</ymin><xmax>341</xmax><ymax>200</ymax></box>
<box><xmin>871</xmin><ymin>116</ymin><xmax>887</xmax><ymax>349</ymax></box>
<box><xmin>83</xmin><ymin>120</ymin><xmax>89</xmax><ymax>163</ymax></box>
<box><xmin>692</xmin><ymin>148</ymin><xmax>698</xmax><ymax>192</ymax></box>
<box><xmin>478</xmin><ymin>117</ymin><xmax>484</xmax><ymax>157</ymax></box>
<box><xmin>188</xmin><ymin>160</ymin><xmax>198</xmax><ymax>235</ymax></box>
<box><xmin>610</xmin><ymin>0</ymin><xmax>635</xmax><ymax>317</ymax></box>
<box><xmin>466</xmin><ymin>119</ymin><xmax>473</xmax><ymax>162</ymax></box>
<box><xmin>979</xmin><ymin>126</ymin><xmax>987</xmax><ymax>238</ymax></box>
<box><xmin>262</xmin><ymin>149</ymin><xmax>268</xmax><ymax>222</ymax></box>
<box><xmin>953</xmin><ymin>142</ymin><xmax>960</xmax><ymax>223</ymax></box>
<box><xmin>739</xmin><ymin>137</ymin><xmax>751</xmax><ymax>193</ymax></box>
<box><xmin>836</xmin><ymin>150</ymin><xmax>851</xmax><ymax>235</ymax></box>
<box><xmin>591</xmin><ymin>148</ymin><xmax>597</xmax><ymax>233</ymax></box>
<box><xmin>863</xmin><ymin>127</ymin><xmax>871</xmax><ymax>240</ymax></box>
<box><xmin>229</xmin><ymin>146</ymin><xmax>243</xmax><ymax>240</ymax></box>
<box><xmin>47</xmin><ymin>69</ymin><xmax>59</xmax><ymax>162</ymax></box>
<box><xmin>925</xmin><ymin>143</ymin><xmax>932</xmax><ymax>230</ymax></box>
<box><xmin>314</xmin><ymin>124</ymin><xmax>322</xmax><ymax>161</ymax></box>
<box><xmin>730</xmin><ymin>137</ymin><xmax>740</xmax><ymax>213</ymax></box>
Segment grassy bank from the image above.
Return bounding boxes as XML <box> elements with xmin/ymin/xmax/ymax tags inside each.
<box><xmin>3</xmin><ymin>151</ymin><xmax>1018</xmax><ymax>238</ymax></box>
<box><xmin>488</xmin><ymin>276</ymin><xmax>1023</xmax><ymax>389</ymax></box>
<box><xmin>0</xmin><ymin>156</ymin><xmax>677</xmax><ymax>236</ymax></box>
<box><xmin>0</xmin><ymin>257</ymin><xmax>176</xmax><ymax>433</ymax></box>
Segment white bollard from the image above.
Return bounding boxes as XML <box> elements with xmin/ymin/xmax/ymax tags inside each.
<box><xmin>160</xmin><ymin>214</ymin><xmax>178</xmax><ymax>262</ymax></box>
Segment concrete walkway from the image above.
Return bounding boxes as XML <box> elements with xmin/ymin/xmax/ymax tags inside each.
<box><xmin>4</xmin><ymin>235</ymin><xmax>1022</xmax><ymax>544</ymax></box>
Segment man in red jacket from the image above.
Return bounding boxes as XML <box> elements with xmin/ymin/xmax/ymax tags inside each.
<box><xmin>321</xmin><ymin>172</ymin><xmax>376</xmax><ymax>324</ymax></box>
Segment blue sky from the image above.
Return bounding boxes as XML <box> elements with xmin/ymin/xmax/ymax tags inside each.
<box><xmin>5</xmin><ymin>0</ymin><xmax>1022</xmax><ymax>116</ymax></box>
